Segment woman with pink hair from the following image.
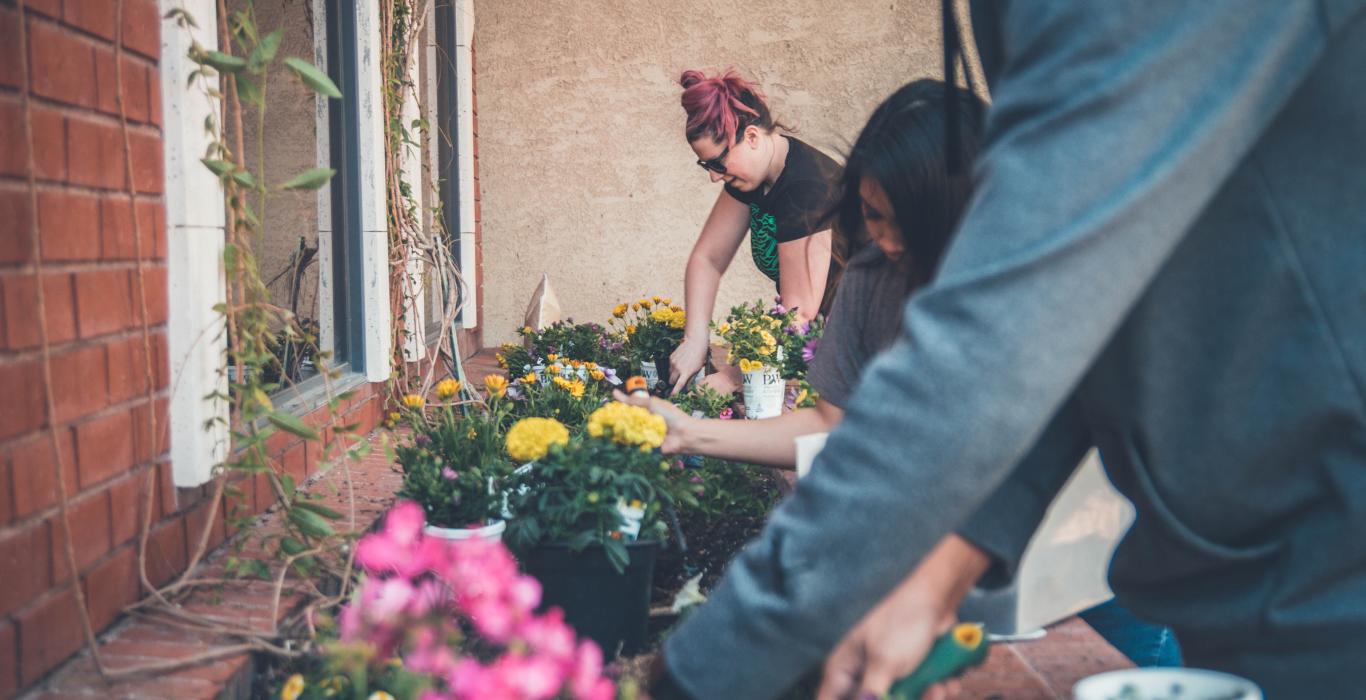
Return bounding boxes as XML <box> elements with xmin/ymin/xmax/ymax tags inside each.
<box><xmin>667</xmin><ymin>68</ymin><xmax>843</xmax><ymax>395</ymax></box>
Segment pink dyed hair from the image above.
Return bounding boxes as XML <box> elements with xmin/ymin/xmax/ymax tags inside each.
<box><xmin>679</xmin><ymin>68</ymin><xmax>781</xmax><ymax>144</ymax></box>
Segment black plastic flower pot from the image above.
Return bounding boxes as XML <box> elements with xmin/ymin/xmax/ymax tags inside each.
<box><xmin>520</xmin><ymin>539</ymin><xmax>661</xmax><ymax>657</ymax></box>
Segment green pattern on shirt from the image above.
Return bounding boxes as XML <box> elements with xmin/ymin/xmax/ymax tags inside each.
<box><xmin>748</xmin><ymin>204</ymin><xmax>780</xmax><ymax>283</ymax></box>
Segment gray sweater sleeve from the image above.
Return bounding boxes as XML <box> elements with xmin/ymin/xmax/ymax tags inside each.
<box><xmin>663</xmin><ymin>3</ymin><xmax>1328</xmax><ymax>698</ymax></box>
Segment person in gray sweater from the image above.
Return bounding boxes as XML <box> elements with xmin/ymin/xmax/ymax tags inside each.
<box><xmin>648</xmin><ymin>1</ymin><xmax>1366</xmax><ymax>698</ymax></box>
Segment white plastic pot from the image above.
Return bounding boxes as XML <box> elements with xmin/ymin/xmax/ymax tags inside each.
<box><xmin>640</xmin><ymin>360</ymin><xmax>660</xmax><ymax>390</ymax></box>
<box><xmin>1073</xmin><ymin>668</ymin><xmax>1261</xmax><ymax>700</ymax></box>
<box><xmin>423</xmin><ymin>519</ymin><xmax>507</xmax><ymax>542</ymax></box>
<box><xmin>742</xmin><ymin>365</ymin><xmax>784</xmax><ymax>419</ymax></box>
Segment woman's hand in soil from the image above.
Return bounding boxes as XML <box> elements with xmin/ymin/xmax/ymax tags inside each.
<box><xmin>668</xmin><ymin>335</ymin><xmax>710</xmax><ymax>395</ymax></box>
<box><xmin>613</xmin><ymin>389</ymin><xmax>692</xmax><ymax>453</ymax></box>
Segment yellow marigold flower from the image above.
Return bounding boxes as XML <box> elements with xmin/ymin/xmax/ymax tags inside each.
<box><xmin>546</xmin><ymin>364</ymin><xmax>562</xmax><ymax>375</ymax></box>
<box><xmin>589</xmin><ymin>369</ymin><xmax>605</xmax><ymax>381</ymax></box>
<box><xmin>626</xmin><ymin>324</ymin><xmax>637</xmax><ymax>335</ymax></box>
<box><xmin>640</xmin><ymin>298</ymin><xmax>653</xmax><ymax>308</ymax></box>
<box><xmin>484</xmin><ymin>374</ymin><xmax>508</xmax><ymax>398</ymax></box>
<box><xmin>281</xmin><ymin>674</ymin><xmax>305</xmax><ymax>700</ymax></box>
<box><xmin>505</xmin><ymin>417</ymin><xmax>570</xmax><ymax>462</ymax></box>
<box><xmin>631</xmin><ymin>302</ymin><xmax>641</xmax><ymax>311</ymax></box>
<box><xmin>520</xmin><ymin>372</ymin><xmax>538</xmax><ymax>384</ymax></box>
<box><xmin>587</xmin><ymin>402</ymin><xmax>667</xmax><ymax>449</ymax></box>
<box><xmin>570</xmin><ymin>359</ymin><xmax>583</xmax><ymax>368</ymax></box>
<box><xmin>669</xmin><ymin>314</ymin><xmax>686</xmax><ymax>330</ymax></box>
<box><xmin>401</xmin><ymin>393</ymin><xmax>424</xmax><ymax>409</ymax></box>
<box><xmin>496</xmin><ymin>353</ymin><xmax>508</xmax><ymax>368</ymax></box>
<box><xmin>612</xmin><ymin>303</ymin><xmax>628</xmax><ymax>318</ymax></box>
<box><xmin>435</xmin><ymin>378</ymin><xmax>461</xmax><ymax>399</ymax></box>
<box><xmin>553</xmin><ymin>377</ymin><xmax>586</xmax><ymax>398</ymax></box>
<box><xmin>547</xmin><ymin>353</ymin><xmax>559</xmax><ymax>363</ymax></box>
<box><xmin>661</xmin><ymin>297</ymin><xmax>673</xmax><ymax>305</ymax></box>
<box><xmin>368</xmin><ymin>693</ymin><xmax>396</xmax><ymax>700</ymax></box>
<box><xmin>585</xmin><ymin>361</ymin><xmax>598</xmax><ymax>369</ymax></box>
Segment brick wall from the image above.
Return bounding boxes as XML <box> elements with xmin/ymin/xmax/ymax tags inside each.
<box><xmin>0</xmin><ymin>1</ymin><xmax>169</xmax><ymax>695</ymax></box>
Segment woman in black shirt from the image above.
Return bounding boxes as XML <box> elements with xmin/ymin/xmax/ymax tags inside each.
<box><xmin>667</xmin><ymin>69</ymin><xmax>843</xmax><ymax>394</ymax></box>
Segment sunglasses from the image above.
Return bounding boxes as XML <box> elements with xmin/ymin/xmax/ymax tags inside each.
<box><xmin>696</xmin><ymin>143</ymin><xmax>731</xmax><ymax>174</ymax></box>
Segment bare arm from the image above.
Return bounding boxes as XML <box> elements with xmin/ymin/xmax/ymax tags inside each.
<box><xmin>615</xmin><ymin>390</ymin><xmax>843</xmax><ymax>468</ymax></box>
<box><xmin>777</xmin><ymin>228</ymin><xmax>833</xmax><ymax>322</ymax></box>
<box><xmin>670</xmin><ymin>190</ymin><xmax>752</xmax><ymax>392</ymax></box>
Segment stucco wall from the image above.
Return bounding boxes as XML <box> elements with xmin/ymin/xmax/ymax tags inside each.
<box><xmin>474</xmin><ymin>0</ymin><xmax>966</xmax><ymax>344</ymax></box>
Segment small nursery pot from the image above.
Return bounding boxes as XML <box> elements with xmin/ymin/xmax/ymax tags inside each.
<box><xmin>1073</xmin><ymin>668</ymin><xmax>1261</xmax><ymax>700</ymax></box>
<box><xmin>520</xmin><ymin>539</ymin><xmax>661</xmax><ymax>657</ymax></box>
<box><xmin>423</xmin><ymin>519</ymin><xmax>507</xmax><ymax>542</ymax></box>
<box><xmin>741</xmin><ymin>365</ymin><xmax>784</xmax><ymax>419</ymax></box>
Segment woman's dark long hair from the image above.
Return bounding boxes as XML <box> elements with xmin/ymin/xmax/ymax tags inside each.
<box><xmin>831</xmin><ymin>79</ymin><xmax>986</xmax><ymax>290</ymax></box>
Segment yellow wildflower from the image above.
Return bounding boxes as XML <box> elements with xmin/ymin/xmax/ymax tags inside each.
<box><xmin>505</xmin><ymin>417</ymin><xmax>570</xmax><ymax>462</ymax></box>
<box><xmin>546</xmin><ymin>363</ymin><xmax>562</xmax><ymax>375</ymax></box>
<box><xmin>570</xmin><ymin>359</ymin><xmax>583</xmax><ymax>368</ymax></box>
<box><xmin>554</xmin><ymin>376</ymin><xmax>586</xmax><ymax>398</ymax></box>
<box><xmin>631</xmin><ymin>302</ymin><xmax>641</xmax><ymax>311</ymax></box>
<box><xmin>547</xmin><ymin>353</ymin><xmax>559</xmax><ymax>363</ymax></box>
<box><xmin>612</xmin><ymin>303</ymin><xmax>628</xmax><ymax>318</ymax></box>
<box><xmin>484</xmin><ymin>374</ymin><xmax>509</xmax><ymax>398</ymax></box>
<box><xmin>496</xmin><ymin>353</ymin><xmax>507</xmax><ymax>368</ymax></box>
<box><xmin>386</xmin><ymin>411</ymin><xmax>401</xmax><ymax>423</ymax></box>
<box><xmin>435</xmin><ymin>378</ymin><xmax>461</xmax><ymax>400</ymax></box>
<box><xmin>587</xmin><ymin>402</ymin><xmax>667</xmax><ymax>449</ymax></box>
<box><xmin>401</xmin><ymin>393</ymin><xmax>424</xmax><ymax>409</ymax></box>
<box><xmin>281</xmin><ymin>674</ymin><xmax>305</xmax><ymax>700</ymax></box>
<box><xmin>521</xmin><ymin>325</ymin><xmax>534</xmax><ymax>335</ymax></box>
<box><xmin>520</xmin><ymin>372</ymin><xmax>538</xmax><ymax>384</ymax></box>
<box><xmin>760</xmin><ymin>330</ymin><xmax>776</xmax><ymax>346</ymax></box>
<box><xmin>589</xmin><ymin>369</ymin><xmax>605</xmax><ymax>381</ymax></box>
<box><xmin>757</xmin><ymin>345</ymin><xmax>773</xmax><ymax>356</ymax></box>
<box><xmin>652</xmin><ymin>295</ymin><xmax>662</xmax><ymax>303</ymax></box>
<box><xmin>585</xmin><ymin>362</ymin><xmax>598</xmax><ymax>369</ymax></box>
<box><xmin>718</xmin><ymin>322</ymin><xmax>731</xmax><ymax>335</ymax></box>
<box><xmin>626</xmin><ymin>324</ymin><xmax>637</xmax><ymax>335</ymax></box>
<box><xmin>640</xmin><ymin>298</ymin><xmax>653</xmax><ymax>308</ymax></box>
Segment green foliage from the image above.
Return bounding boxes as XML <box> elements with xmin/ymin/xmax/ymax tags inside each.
<box><xmin>396</xmin><ymin>405</ymin><xmax>515</xmax><ymax>528</ymax></box>
<box><xmin>670</xmin><ymin>383</ymin><xmax>739</xmax><ymax>419</ymax></box>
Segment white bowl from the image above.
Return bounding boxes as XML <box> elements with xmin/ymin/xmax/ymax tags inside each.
<box><xmin>1074</xmin><ymin>668</ymin><xmax>1261</xmax><ymax>700</ymax></box>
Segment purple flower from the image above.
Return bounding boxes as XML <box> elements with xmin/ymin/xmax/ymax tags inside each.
<box><xmin>441</xmin><ymin>467</ymin><xmax>459</xmax><ymax>481</ymax></box>
<box><xmin>801</xmin><ymin>338</ymin><xmax>819</xmax><ymax>363</ymax></box>
<box><xmin>415</xmin><ymin>434</ymin><xmax>431</xmax><ymax>447</ymax></box>
<box><xmin>689</xmin><ymin>474</ymin><xmax>704</xmax><ymax>484</ymax></box>
<box><xmin>507</xmin><ymin>386</ymin><xmax>523</xmax><ymax>400</ymax></box>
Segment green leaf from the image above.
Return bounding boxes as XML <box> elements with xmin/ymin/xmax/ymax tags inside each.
<box><xmin>279</xmin><ymin>536</ymin><xmax>307</xmax><ymax>556</ymax></box>
<box><xmin>281</xmin><ymin>474</ymin><xmax>296</xmax><ymax>496</ymax></box>
<box><xmin>201</xmin><ymin>158</ymin><xmax>234</xmax><ymax>177</ymax></box>
<box><xmin>283</xmin><ymin>57</ymin><xmax>342</xmax><ymax>98</ymax></box>
<box><xmin>203</xmin><ymin>51</ymin><xmax>248</xmax><ymax>74</ymax></box>
<box><xmin>289</xmin><ymin>507</ymin><xmax>334</xmax><ymax>538</ymax></box>
<box><xmin>248</xmin><ymin>29</ymin><xmax>283</xmax><ymax>72</ymax></box>
<box><xmin>223</xmin><ymin>243</ymin><xmax>240</xmax><ymax>272</ymax></box>
<box><xmin>268</xmin><ymin>410</ymin><xmax>320</xmax><ymax>440</ymax></box>
<box><xmin>229</xmin><ymin>169</ymin><xmax>258</xmax><ymax>189</ymax></box>
<box><xmin>279</xmin><ymin>167</ymin><xmax>336</xmax><ymax>191</ymax></box>
<box><xmin>294</xmin><ymin>501</ymin><xmax>344</xmax><ymax>520</ymax></box>
<box><xmin>235</xmin><ymin>75</ymin><xmax>262</xmax><ymax>106</ymax></box>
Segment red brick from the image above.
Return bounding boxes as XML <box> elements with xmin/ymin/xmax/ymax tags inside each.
<box><xmin>18</xmin><ymin>0</ymin><xmax>62</xmax><ymax>20</ymax></box>
<box><xmin>131</xmin><ymin>396</ymin><xmax>168</xmax><ymax>462</ymax></box>
<box><xmin>184</xmin><ymin>495</ymin><xmax>227</xmax><ymax>554</ymax></box>
<box><xmin>64</xmin><ymin>115</ymin><xmax>124</xmax><ymax>190</ymax></box>
<box><xmin>16</xmin><ymin>587</ymin><xmax>84</xmax><ymax>686</ymax></box>
<box><xmin>50</xmin><ymin>488</ymin><xmax>112</xmax><ymax>582</ymax></box>
<box><xmin>75</xmin><ymin>409</ymin><xmax>134</xmax><ymax>487</ymax></box>
<box><xmin>0</xmin><ymin>619</ymin><xmax>15</xmax><ymax>699</ymax></box>
<box><xmin>129</xmin><ymin>129</ymin><xmax>162</xmax><ymax>194</ymax></box>
<box><xmin>0</xmin><ymin>98</ymin><xmax>66</xmax><ymax>181</ymax></box>
<box><xmin>73</xmin><ymin>267</ymin><xmax>132</xmax><ymax>338</ymax></box>
<box><xmin>49</xmin><ymin>342</ymin><xmax>107</xmax><ymax>423</ymax></box>
<box><xmin>155</xmin><ymin>460</ymin><xmax>175</xmax><ymax>517</ymax></box>
<box><xmin>120</xmin><ymin>0</ymin><xmax>159</xmax><ymax>60</ymax></box>
<box><xmin>63</xmin><ymin>0</ymin><xmax>117</xmax><ymax>41</ymax></box>
<box><xmin>281</xmin><ymin>441</ymin><xmax>306</xmax><ymax>484</ymax></box>
<box><xmin>106</xmin><ymin>469</ymin><xmax>151</xmax><ymax>546</ymax></box>
<box><xmin>106</xmin><ymin>335</ymin><xmax>150</xmax><ymax>403</ymax></box>
<box><xmin>100</xmin><ymin>194</ymin><xmax>162</xmax><ymax>260</ymax></box>
<box><xmin>129</xmin><ymin>264</ymin><xmax>167</xmax><ymax>326</ymax></box>
<box><xmin>0</xmin><ymin>7</ymin><xmax>20</xmax><ymax>90</ymax></box>
<box><xmin>0</xmin><ymin>271</ymin><xmax>76</xmax><ymax>349</ymax></box>
<box><xmin>0</xmin><ymin>359</ymin><xmax>46</xmax><ymax>441</ymax></box>
<box><xmin>0</xmin><ymin>460</ymin><xmax>11</xmax><ymax>526</ymax></box>
<box><xmin>27</xmin><ymin>15</ymin><xmax>97</xmax><ymax>109</ymax></box>
<box><xmin>83</xmin><ymin>544</ymin><xmax>138</xmax><ymax>630</ymax></box>
<box><xmin>0</xmin><ymin>185</ymin><xmax>35</xmax><ymax>264</ymax></box>
<box><xmin>0</xmin><ymin>522</ymin><xmax>51</xmax><ymax>618</ymax></box>
<box><xmin>148</xmin><ymin>61</ymin><xmax>162</xmax><ymax>127</ymax></box>
<box><xmin>145</xmin><ymin>517</ymin><xmax>186</xmax><ymax>587</ymax></box>
<box><xmin>8</xmin><ymin>428</ymin><xmax>79</xmax><ymax>519</ymax></box>
<box><xmin>37</xmin><ymin>189</ymin><xmax>101</xmax><ymax>261</ymax></box>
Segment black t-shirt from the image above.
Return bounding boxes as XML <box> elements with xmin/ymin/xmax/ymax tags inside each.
<box><xmin>724</xmin><ymin>137</ymin><xmax>842</xmax><ymax>293</ymax></box>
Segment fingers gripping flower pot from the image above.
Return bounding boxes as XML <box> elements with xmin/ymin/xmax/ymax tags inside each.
<box><xmin>502</xmin><ymin>406</ymin><xmax>688</xmax><ymax>657</ymax></box>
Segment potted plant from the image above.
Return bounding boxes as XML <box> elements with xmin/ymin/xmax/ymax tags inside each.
<box><xmin>610</xmin><ymin>297</ymin><xmax>687</xmax><ymax>394</ymax></box>
<box><xmin>502</xmin><ymin>403</ymin><xmax>690</xmax><ymax>656</ymax></box>
<box><xmin>396</xmin><ymin>378</ymin><xmax>516</xmax><ymax>541</ymax></box>
<box><xmin>715</xmin><ymin>301</ymin><xmax>788</xmax><ymax>419</ymax></box>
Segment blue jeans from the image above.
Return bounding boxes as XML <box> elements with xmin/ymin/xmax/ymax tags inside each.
<box><xmin>1079</xmin><ymin>600</ymin><xmax>1183</xmax><ymax>667</ymax></box>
